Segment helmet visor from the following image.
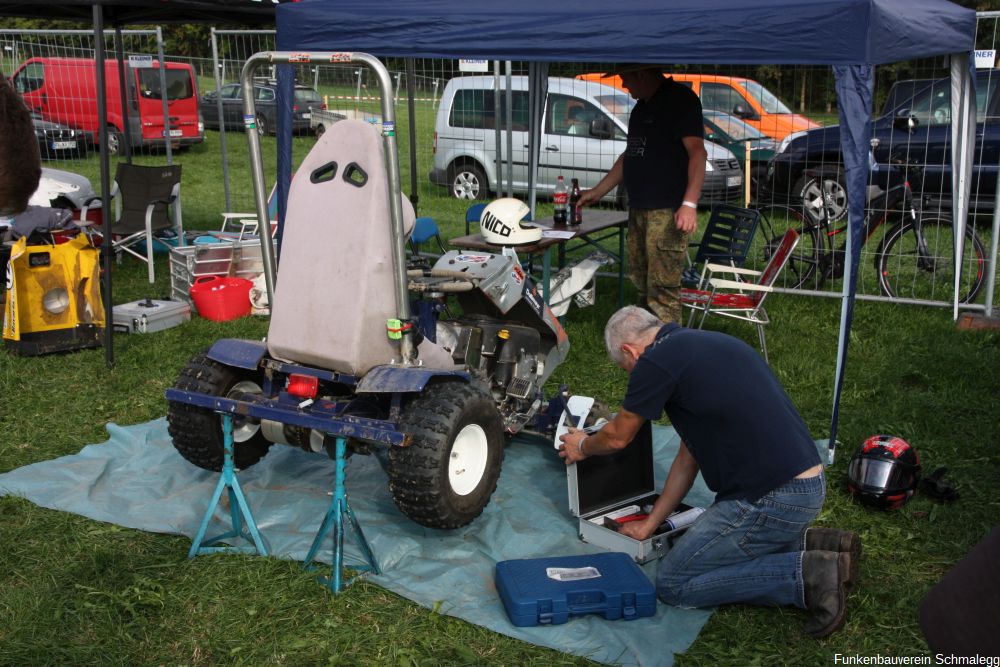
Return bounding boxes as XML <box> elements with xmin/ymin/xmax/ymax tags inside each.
<box><xmin>849</xmin><ymin>457</ymin><xmax>913</xmax><ymax>491</ymax></box>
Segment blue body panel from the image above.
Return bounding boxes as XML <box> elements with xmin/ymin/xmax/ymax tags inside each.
<box><xmin>356</xmin><ymin>365</ymin><xmax>469</xmax><ymax>394</ymax></box>
<box><xmin>207</xmin><ymin>338</ymin><xmax>269</xmax><ymax>371</ymax></box>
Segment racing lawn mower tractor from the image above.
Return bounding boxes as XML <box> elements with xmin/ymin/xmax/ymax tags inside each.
<box><xmin>165</xmin><ymin>53</ymin><xmax>585</xmax><ymax>529</ymax></box>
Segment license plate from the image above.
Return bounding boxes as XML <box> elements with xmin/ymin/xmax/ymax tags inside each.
<box><xmin>169</xmin><ymin>129</ymin><xmax>183</xmax><ymax>137</ymax></box>
<box><xmin>727</xmin><ymin>175</ymin><xmax>743</xmax><ymax>187</ymax></box>
<box><xmin>302</xmin><ymin>112</ymin><xmax>311</xmax><ymax>120</ymax></box>
<box><xmin>51</xmin><ymin>141</ymin><xmax>76</xmax><ymax>150</ymax></box>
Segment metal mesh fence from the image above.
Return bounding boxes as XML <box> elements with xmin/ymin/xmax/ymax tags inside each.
<box><xmin>4</xmin><ymin>16</ymin><xmax>998</xmax><ymax>311</ymax></box>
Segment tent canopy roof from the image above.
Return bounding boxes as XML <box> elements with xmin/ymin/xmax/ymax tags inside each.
<box><xmin>0</xmin><ymin>0</ymin><xmax>284</xmax><ymax>25</ymax></box>
<box><xmin>277</xmin><ymin>0</ymin><xmax>975</xmax><ymax>66</ymax></box>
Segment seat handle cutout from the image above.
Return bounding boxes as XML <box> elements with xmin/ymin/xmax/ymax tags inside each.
<box><xmin>342</xmin><ymin>162</ymin><xmax>368</xmax><ymax>188</ymax></box>
<box><xmin>310</xmin><ymin>161</ymin><xmax>339</xmax><ymax>184</ymax></box>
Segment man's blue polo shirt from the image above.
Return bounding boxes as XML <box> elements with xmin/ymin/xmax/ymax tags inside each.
<box><xmin>622</xmin><ymin>323</ymin><xmax>820</xmax><ymax>501</ymax></box>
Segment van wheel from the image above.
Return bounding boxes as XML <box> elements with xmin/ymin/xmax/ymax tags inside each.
<box><xmin>449</xmin><ymin>163</ymin><xmax>488</xmax><ymax>200</ymax></box>
<box><xmin>105</xmin><ymin>127</ymin><xmax>122</xmax><ymax>156</ymax></box>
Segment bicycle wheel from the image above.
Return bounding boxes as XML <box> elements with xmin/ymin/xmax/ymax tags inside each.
<box><xmin>753</xmin><ymin>204</ymin><xmax>823</xmax><ymax>290</ymax></box>
<box><xmin>876</xmin><ymin>216</ymin><xmax>986</xmax><ymax>303</ymax></box>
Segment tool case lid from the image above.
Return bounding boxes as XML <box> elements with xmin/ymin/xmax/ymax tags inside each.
<box><xmin>568</xmin><ymin>420</ymin><xmax>655</xmax><ymax>517</ymax></box>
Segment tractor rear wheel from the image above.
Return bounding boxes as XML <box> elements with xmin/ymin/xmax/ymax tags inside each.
<box><xmin>167</xmin><ymin>353</ymin><xmax>272</xmax><ymax>471</ymax></box>
<box><xmin>388</xmin><ymin>382</ymin><xmax>505</xmax><ymax>529</ymax></box>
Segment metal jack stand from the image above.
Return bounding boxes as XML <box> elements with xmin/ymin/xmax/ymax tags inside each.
<box><xmin>303</xmin><ymin>436</ymin><xmax>380</xmax><ymax>593</ymax></box>
<box><xmin>188</xmin><ymin>414</ymin><xmax>268</xmax><ymax>558</ymax></box>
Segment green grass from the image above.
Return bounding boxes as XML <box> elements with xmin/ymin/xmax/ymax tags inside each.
<box><xmin>3</xmin><ymin>262</ymin><xmax>1000</xmax><ymax>665</ymax></box>
<box><xmin>4</xmin><ymin>121</ymin><xmax>1000</xmax><ymax>665</ymax></box>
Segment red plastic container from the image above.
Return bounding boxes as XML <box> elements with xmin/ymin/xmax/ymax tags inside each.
<box><xmin>189</xmin><ymin>275</ymin><xmax>253</xmax><ymax>321</ymax></box>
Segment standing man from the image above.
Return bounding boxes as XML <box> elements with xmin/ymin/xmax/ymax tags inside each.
<box><xmin>577</xmin><ymin>65</ymin><xmax>706</xmax><ymax>323</ymax></box>
<box><xmin>559</xmin><ymin>306</ymin><xmax>861</xmax><ymax>638</ymax></box>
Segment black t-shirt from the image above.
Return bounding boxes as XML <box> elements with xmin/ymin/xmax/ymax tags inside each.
<box><xmin>622</xmin><ymin>324</ymin><xmax>820</xmax><ymax>501</ymax></box>
<box><xmin>623</xmin><ymin>78</ymin><xmax>704</xmax><ymax>210</ymax></box>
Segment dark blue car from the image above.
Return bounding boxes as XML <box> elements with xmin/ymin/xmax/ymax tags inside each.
<box><xmin>765</xmin><ymin>70</ymin><xmax>1000</xmax><ymax>223</ymax></box>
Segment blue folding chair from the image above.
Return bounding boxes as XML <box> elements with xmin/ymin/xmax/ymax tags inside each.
<box><xmin>682</xmin><ymin>203</ymin><xmax>761</xmax><ymax>289</ymax></box>
<box><xmin>465</xmin><ymin>202</ymin><xmax>487</xmax><ymax>235</ymax></box>
<box><xmin>409</xmin><ymin>216</ymin><xmax>446</xmax><ymax>256</ymax></box>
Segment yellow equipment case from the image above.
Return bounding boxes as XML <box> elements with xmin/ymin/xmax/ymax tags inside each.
<box><xmin>2</xmin><ymin>234</ymin><xmax>105</xmax><ymax>355</ymax></box>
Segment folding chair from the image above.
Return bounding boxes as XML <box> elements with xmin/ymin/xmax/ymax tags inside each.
<box><xmin>91</xmin><ymin>163</ymin><xmax>183</xmax><ymax>284</ymax></box>
<box><xmin>409</xmin><ymin>216</ymin><xmax>446</xmax><ymax>257</ymax></box>
<box><xmin>680</xmin><ymin>228</ymin><xmax>799</xmax><ymax>362</ymax></box>
<box><xmin>465</xmin><ymin>202</ymin><xmax>487</xmax><ymax>235</ymax></box>
<box><xmin>219</xmin><ymin>183</ymin><xmax>279</xmax><ymax>240</ymax></box>
<box><xmin>682</xmin><ymin>203</ymin><xmax>761</xmax><ymax>289</ymax></box>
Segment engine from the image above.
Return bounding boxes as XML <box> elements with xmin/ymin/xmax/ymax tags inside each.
<box><xmin>409</xmin><ymin>248</ymin><xmax>570</xmax><ymax>434</ymax></box>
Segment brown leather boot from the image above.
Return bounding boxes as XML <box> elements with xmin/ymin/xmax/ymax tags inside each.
<box><xmin>802</xmin><ymin>550</ymin><xmax>851</xmax><ymax>638</ymax></box>
<box><xmin>806</xmin><ymin>527</ymin><xmax>861</xmax><ymax>591</ymax></box>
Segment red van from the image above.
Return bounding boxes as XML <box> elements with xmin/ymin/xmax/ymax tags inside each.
<box><xmin>12</xmin><ymin>57</ymin><xmax>204</xmax><ymax>155</ymax></box>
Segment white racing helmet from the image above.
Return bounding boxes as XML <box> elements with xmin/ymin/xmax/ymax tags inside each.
<box><xmin>480</xmin><ymin>197</ymin><xmax>541</xmax><ymax>245</ymax></box>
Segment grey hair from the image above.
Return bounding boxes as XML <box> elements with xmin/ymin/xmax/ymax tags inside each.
<box><xmin>604</xmin><ymin>306</ymin><xmax>664</xmax><ymax>366</ymax></box>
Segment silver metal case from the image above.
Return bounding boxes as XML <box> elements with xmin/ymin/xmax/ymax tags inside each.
<box><xmin>112</xmin><ymin>299</ymin><xmax>190</xmax><ymax>334</ymax></box>
<box><xmin>567</xmin><ymin>421</ymin><xmax>695</xmax><ymax>565</ymax></box>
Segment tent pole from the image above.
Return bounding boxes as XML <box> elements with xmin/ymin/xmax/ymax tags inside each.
<box><xmin>405</xmin><ymin>58</ymin><xmax>418</xmax><ymax>211</ymax></box>
<box><xmin>113</xmin><ymin>27</ymin><xmax>132</xmax><ymax>162</ymax></box>
<box><xmin>94</xmin><ymin>4</ymin><xmax>114</xmax><ymax>369</ymax></box>
<box><xmin>949</xmin><ymin>53</ymin><xmax>974</xmax><ymax>321</ymax></box>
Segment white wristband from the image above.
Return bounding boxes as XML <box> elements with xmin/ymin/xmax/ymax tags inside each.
<box><xmin>681</xmin><ymin>200</ymin><xmax>698</xmax><ymax>210</ymax></box>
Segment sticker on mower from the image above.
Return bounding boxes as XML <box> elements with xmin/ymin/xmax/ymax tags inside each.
<box><xmin>454</xmin><ymin>254</ymin><xmax>491</xmax><ymax>264</ymax></box>
<box><xmin>511</xmin><ymin>265</ymin><xmax>524</xmax><ymax>285</ymax></box>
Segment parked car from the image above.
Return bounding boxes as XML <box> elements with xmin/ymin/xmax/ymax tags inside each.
<box><xmin>430</xmin><ymin>75</ymin><xmax>743</xmax><ymax>205</ymax></box>
<box><xmin>579</xmin><ymin>72</ymin><xmax>819</xmax><ymax>141</ymax></box>
<box><xmin>765</xmin><ymin>69</ymin><xmax>1000</xmax><ymax>223</ymax></box>
<box><xmin>200</xmin><ymin>79</ymin><xmax>326</xmax><ymax>136</ymax></box>
<box><xmin>32</xmin><ymin>113</ymin><xmax>89</xmax><ymax>160</ymax></box>
<box><xmin>12</xmin><ymin>57</ymin><xmax>204</xmax><ymax>155</ymax></box>
<box><xmin>26</xmin><ymin>167</ymin><xmax>103</xmax><ymax>227</ymax></box>
<box><xmin>702</xmin><ymin>110</ymin><xmax>776</xmax><ymax>189</ymax></box>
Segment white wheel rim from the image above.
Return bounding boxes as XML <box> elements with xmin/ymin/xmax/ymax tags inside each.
<box><xmin>227</xmin><ymin>380</ymin><xmax>262</xmax><ymax>442</ymax></box>
<box><xmin>454</xmin><ymin>172</ymin><xmax>479</xmax><ymax>199</ymax></box>
<box><xmin>449</xmin><ymin>423</ymin><xmax>489</xmax><ymax>496</ymax></box>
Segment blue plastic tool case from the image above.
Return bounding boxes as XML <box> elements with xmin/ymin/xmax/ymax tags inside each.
<box><xmin>495</xmin><ymin>551</ymin><xmax>656</xmax><ymax>626</ymax></box>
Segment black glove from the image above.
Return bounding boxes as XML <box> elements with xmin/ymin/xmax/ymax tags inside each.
<box><xmin>920</xmin><ymin>466</ymin><xmax>959</xmax><ymax>503</ymax></box>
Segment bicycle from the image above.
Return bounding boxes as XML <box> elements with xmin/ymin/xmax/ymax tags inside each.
<box><xmin>753</xmin><ymin>156</ymin><xmax>987</xmax><ymax>303</ymax></box>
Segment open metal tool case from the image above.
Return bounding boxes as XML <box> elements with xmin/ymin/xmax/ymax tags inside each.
<box><xmin>557</xmin><ymin>398</ymin><xmax>702</xmax><ymax>565</ymax></box>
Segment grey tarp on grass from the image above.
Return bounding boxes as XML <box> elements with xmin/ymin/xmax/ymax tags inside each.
<box><xmin>272</xmin><ymin>0</ymin><xmax>977</xmax><ymax>460</ymax></box>
<box><xmin>0</xmin><ymin>419</ymin><xmax>714</xmax><ymax>667</ymax></box>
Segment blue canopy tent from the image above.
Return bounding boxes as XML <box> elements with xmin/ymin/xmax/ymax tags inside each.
<box><xmin>271</xmin><ymin>0</ymin><xmax>977</xmax><ymax>459</ymax></box>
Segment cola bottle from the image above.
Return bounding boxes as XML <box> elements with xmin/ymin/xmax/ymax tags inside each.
<box><xmin>569</xmin><ymin>178</ymin><xmax>583</xmax><ymax>225</ymax></box>
<box><xmin>553</xmin><ymin>175</ymin><xmax>568</xmax><ymax>225</ymax></box>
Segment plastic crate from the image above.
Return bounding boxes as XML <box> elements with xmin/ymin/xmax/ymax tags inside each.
<box><xmin>169</xmin><ymin>237</ymin><xmax>275</xmax><ymax>312</ymax></box>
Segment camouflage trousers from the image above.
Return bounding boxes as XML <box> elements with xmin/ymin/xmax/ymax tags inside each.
<box><xmin>627</xmin><ymin>208</ymin><xmax>690</xmax><ymax>324</ymax></box>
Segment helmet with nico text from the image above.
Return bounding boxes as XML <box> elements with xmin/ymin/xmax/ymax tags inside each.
<box><xmin>480</xmin><ymin>197</ymin><xmax>541</xmax><ymax>245</ymax></box>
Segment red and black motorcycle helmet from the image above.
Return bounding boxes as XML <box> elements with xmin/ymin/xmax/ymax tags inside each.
<box><xmin>847</xmin><ymin>435</ymin><xmax>922</xmax><ymax>510</ymax></box>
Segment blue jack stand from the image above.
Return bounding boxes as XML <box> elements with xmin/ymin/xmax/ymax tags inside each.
<box><xmin>303</xmin><ymin>436</ymin><xmax>380</xmax><ymax>593</ymax></box>
<box><xmin>188</xmin><ymin>413</ymin><xmax>268</xmax><ymax>558</ymax></box>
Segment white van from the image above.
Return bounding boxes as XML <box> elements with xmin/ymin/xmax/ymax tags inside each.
<box><xmin>429</xmin><ymin>76</ymin><xmax>743</xmax><ymax>204</ymax></box>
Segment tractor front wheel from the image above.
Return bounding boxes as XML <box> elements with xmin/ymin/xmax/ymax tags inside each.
<box><xmin>388</xmin><ymin>382</ymin><xmax>505</xmax><ymax>529</ymax></box>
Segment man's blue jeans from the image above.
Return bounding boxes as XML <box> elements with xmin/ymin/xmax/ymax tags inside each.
<box><xmin>657</xmin><ymin>473</ymin><xmax>826</xmax><ymax>609</ymax></box>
